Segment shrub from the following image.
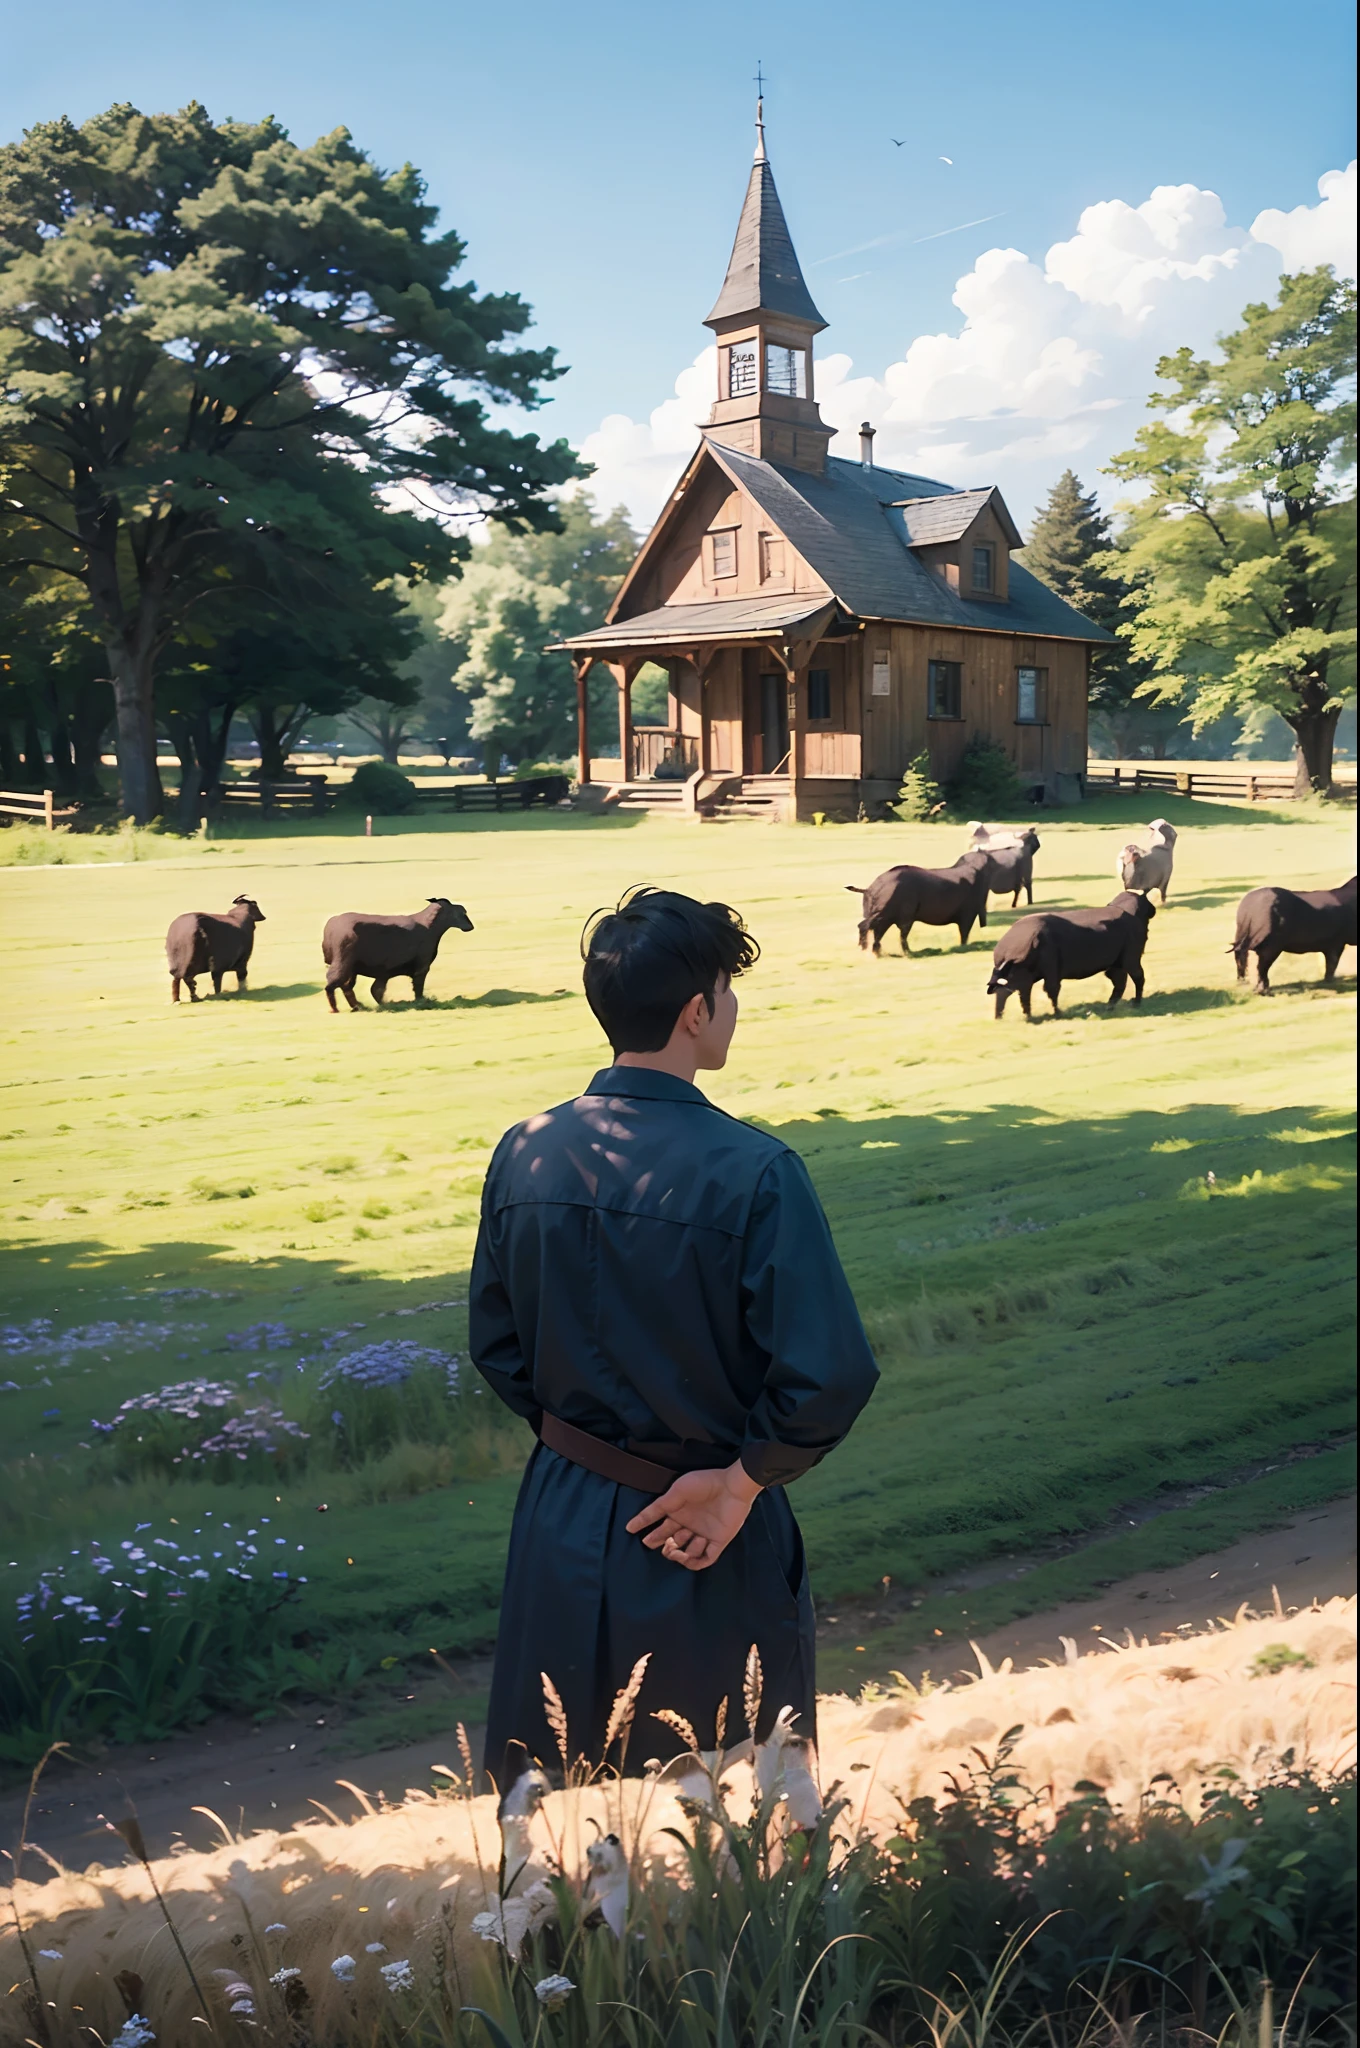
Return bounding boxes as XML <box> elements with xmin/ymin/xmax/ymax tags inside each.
<box><xmin>894</xmin><ymin>751</ymin><xmax>946</xmax><ymax>820</ymax></box>
<box><xmin>344</xmin><ymin>760</ymin><xmax>417</xmax><ymax>814</ymax></box>
<box><xmin>945</xmin><ymin>734</ymin><xmax>1025</xmax><ymax>813</ymax></box>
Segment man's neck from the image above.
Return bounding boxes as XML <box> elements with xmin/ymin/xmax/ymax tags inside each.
<box><xmin>612</xmin><ymin>1047</ymin><xmax>702</xmax><ymax>1085</ymax></box>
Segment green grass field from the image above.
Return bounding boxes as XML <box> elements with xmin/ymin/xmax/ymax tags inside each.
<box><xmin>0</xmin><ymin>796</ymin><xmax>1354</xmax><ymax>1760</ymax></box>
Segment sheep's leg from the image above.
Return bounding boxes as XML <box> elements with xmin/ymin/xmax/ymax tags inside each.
<box><xmin>341</xmin><ymin>980</ymin><xmax>362</xmax><ymax>1011</ymax></box>
<box><xmin>858</xmin><ymin>923</ymin><xmax>872</xmax><ymax>952</ymax></box>
<box><xmin>1253</xmin><ymin>944</ymin><xmax>1279</xmax><ymax>995</ymax></box>
<box><xmin>1159</xmin><ymin>883</ymin><xmax>1169</xmax><ymax>904</ymax></box>
<box><xmin>1019</xmin><ymin>981</ymin><xmax>1034</xmax><ymax>1021</ymax></box>
<box><xmin>1321</xmin><ymin>945</ymin><xmax>1343</xmax><ymax>982</ymax></box>
<box><xmin>371</xmin><ymin>978</ymin><xmax>388</xmax><ymax>1005</ymax></box>
<box><xmin>211</xmin><ymin>968</ymin><xmax>224</xmax><ymax>997</ymax></box>
<box><xmin>411</xmin><ymin>967</ymin><xmax>428</xmax><ymax>1000</ymax></box>
<box><xmin>171</xmin><ymin>975</ymin><xmax>182</xmax><ymax>1004</ymax></box>
<box><xmin>993</xmin><ymin>984</ymin><xmax>1011</xmax><ymax>1020</ymax></box>
<box><xmin>1128</xmin><ymin>959</ymin><xmax>1145</xmax><ymax>1003</ymax></box>
<box><xmin>898</xmin><ymin>921</ymin><xmax>913</xmax><ymax>955</ymax></box>
<box><xmin>957</xmin><ymin>919</ymin><xmax>974</xmax><ymax>948</ymax></box>
<box><xmin>236</xmin><ymin>967</ymin><xmax>248</xmax><ymax>990</ymax></box>
<box><xmin>325</xmin><ymin>983</ymin><xmax>340</xmax><ymax>1014</ymax></box>
<box><xmin>185</xmin><ymin>975</ymin><xmax>200</xmax><ymax>1003</ymax></box>
<box><xmin>1106</xmin><ymin>968</ymin><xmax>1127</xmax><ymax>1005</ymax></box>
<box><xmin>1232</xmin><ymin>942</ymin><xmax>1251</xmax><ymax>982</ymax></box>
<box><xmin>1044</xmin><ymin>978</ymin><xmax>1061</xmax><ymax>1015</ymax></box>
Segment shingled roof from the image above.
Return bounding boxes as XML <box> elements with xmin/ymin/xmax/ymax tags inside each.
<box><xmin>690</xmin><ymin>443</ymin><xmax>1114</xmax><ymax>643</ymax></box>
<box><xmin>889</xmin><ymin>485</ymin><xmax>1023</xmax><ymax>550</ymax></box>
<box><xmin>704</xmin><ymin>135</ymin><xmax>826</xmax><ymax>332</ymax></box>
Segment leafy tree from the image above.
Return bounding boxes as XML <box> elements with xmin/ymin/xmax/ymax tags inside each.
<box><xmin>1025</xmin><ymin>470</ymin><xmax>1182</xmax><ymax>759</ymax></box>
<box><xmin>0</xmin><ymin>102</ymin><xmax>584</xmax><ymax>820</ymax></box>
<box><xmin>1107</xmin><ymin>268</ymin><xmax>1357</xmax><ymax>794</ymax></box>
<box><xmin>433</xmin><ymin>494</ymin><xmax>640</xmax><ymax>768</ymax></box>
<box><xmin>0</xmin><ymin>580</ymin><xmax>112</xmax><ymax>793</ymax></box>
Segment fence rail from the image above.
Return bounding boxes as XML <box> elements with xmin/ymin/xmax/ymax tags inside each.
<box><xmin>1083</xmin><ymin>764</ymin><xmax>1298</xmax><ymax>801</ymax></box>
<box><xmin>213</xmin><ymin>776</ymin><xmax>332</xmax><ymax>815</ymax></box>
<box><xmin>425</xmin><ymin>774</ymin><xmax>570</xmax><ymax>813</ymax></box>
<box><xmin>0</xmin><ymin>789</ymin><xmax>81</xmax><ymax>828</ymax></box>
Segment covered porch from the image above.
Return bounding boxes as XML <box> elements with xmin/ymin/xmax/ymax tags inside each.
<box><xmin>557</xmin><ymin>596</ymin><xmax>865</xmax><ymax>821</ymax></box>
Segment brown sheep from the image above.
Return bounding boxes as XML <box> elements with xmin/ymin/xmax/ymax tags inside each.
<box><xmin>987</xmin><ymin>891</ymin><xmax>1156</xmax><ymax>1019</ymax></box>
<box><xmin>846</xmin><ymin>851</ymin><xmax>992</xmax><ymax>954</ymax></box>
<box><xmin>322</xmin><ymin>898</ymin><xmax>474</xmax><ymax>1011</ymax></box>
<box><xmin>1230</xmin><ymin>876</ymin><xmax>1356</xmax><ymax>993</ymax></box>
<box><xmin>166</xmin><ymin>897</ymin><xmax>266</xmax><ymax>1003</ymax></box>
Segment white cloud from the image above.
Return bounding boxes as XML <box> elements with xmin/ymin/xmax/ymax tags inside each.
<box><xmin>1251</xmin><ymin>161</ymin><xmax>1356</xmax><ymax>277</ymax></box>
<box><xmin>577</xmin><ymin>164</ymin><xmax>1356</xmax><ymax>533</ymax></box>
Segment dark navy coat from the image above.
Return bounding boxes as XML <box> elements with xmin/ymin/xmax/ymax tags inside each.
<box><xmin>470</xmin><ymin>1065</ymin><xmax>878</xmax><ymax>1777</ymax></box>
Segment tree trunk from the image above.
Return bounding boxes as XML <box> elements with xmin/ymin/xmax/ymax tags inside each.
<box><xmin>251</xmin><ymin>705</ymin><xmax>289</xmax><ymax>784</ymax></box>
<box><xmin>0</xmin><ymin>721</ymin><xmax>20</xmax><ymax>784</ymax></box>
<box><xmin>43</xmin><ymin>680</ymin><xmax>79</xmax><ymax>797</ymax></box>
<box><xmin>107</xmin><ymin>643</ymin><xmax>164</xmax><ymax>822</ymax></box>
<box><xmin>21</xmin><ymin>709</ymin><xmax>47</xmax><ymax>786</ymax></box>
<box><xmin>1287</xmin><ymin>702</ymin><xmax>1340</xmax><ymax>796</ymax></box>
<box><xmin>71</xmin><ymin>695</ymin><xmax>113</xmax><ymax>799</ymax></box>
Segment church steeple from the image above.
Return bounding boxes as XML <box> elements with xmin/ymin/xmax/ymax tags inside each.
<box><xmin>703</xmin><ymin>99</ymin><xmax>832</xmax><ymax>476</ymax></box>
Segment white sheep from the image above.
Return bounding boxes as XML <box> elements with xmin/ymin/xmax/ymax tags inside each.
<box><xmin>1117</xmin><ymin>818</ymin><xmax>1177</xmax><ymax>902</ymax></box>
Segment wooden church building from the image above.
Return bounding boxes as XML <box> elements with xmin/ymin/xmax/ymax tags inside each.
<box><xmin>559</xmin><ymin>105</ymin><xmax>1112</xmax><ymax>820</ymax></box>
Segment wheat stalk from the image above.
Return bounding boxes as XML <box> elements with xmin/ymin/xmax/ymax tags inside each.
<box><xmin>744</xmin><ymin>1645</ymin><xmax>763</xmax><ymax>1738</ymax></box>
<box><xmin>653</xmin><ymin>1708</ymin><xmax>700</xmax><ymax>1753</ymax></box>
<box><xmin>456</xmin><ymin>1722</ymin><xmax>475</xmax><ymax>1793</ymax></box>
<box><xmin>604</xmin><ymin>1653</ymin><xmax>652</xmax><ymax>1758</ymax></box>
<box><xmin>541</xmin><ymin>1672</ymin><xmax>570</xmax><ymax>1775</ymax></box>
<box><xmin>714</xmin><ymin>1695</ymin><xmax>728</xmax><ymax>1749</ymax></box>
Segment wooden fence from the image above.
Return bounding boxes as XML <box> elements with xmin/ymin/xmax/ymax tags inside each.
<box><xmin>212</xmin><ymin>777</ymin><xmax>332</xmax><ymax>815</ymax></box>
<box><xmin>1083</xmin><ymin>764</ymin><xmax>1298</xmax><ymax>802</ymax></box>
<box><xmin>411</xmin><ymin>775</ymin><xmax>570</xmax><ymax>814</ymax></box>
<box><xmin>0</xmin><ymin>789</ymin><xmax>81</xmax><ymax>828</ymax></box>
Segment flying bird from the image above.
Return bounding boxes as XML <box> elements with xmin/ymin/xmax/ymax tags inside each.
<box><xmin>890</xmin><ymin>137</ymin><xmax>906</xmax><ymax>146</ymax></box>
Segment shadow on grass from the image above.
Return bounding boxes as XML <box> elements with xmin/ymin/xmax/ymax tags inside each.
<box><xmin>348</xmin><ymin>987</ymin><xmax>576</xmax><ymax>1013</ymax></box>
<box><xmin>994</xmin><ymin>985</ymin><xmax>1245</xmax><ymax>1023</ymax></box>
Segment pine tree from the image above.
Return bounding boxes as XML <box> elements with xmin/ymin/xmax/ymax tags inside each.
<box><xmin>1026</xmin><ymin>472</ymin><xmax>1180</xmax><ymax>758</ymax></box>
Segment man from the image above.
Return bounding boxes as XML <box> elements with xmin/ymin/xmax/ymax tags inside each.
<box><xmin>470</xmin><ymin>887</ymin><xmax>878</xmax><ymax>1777</ymax></box>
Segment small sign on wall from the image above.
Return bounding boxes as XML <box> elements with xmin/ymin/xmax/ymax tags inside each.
<box><xmin>871</xmin><ymin>652</ymin><xmax>892</xmax><ymax>697</ymax></box>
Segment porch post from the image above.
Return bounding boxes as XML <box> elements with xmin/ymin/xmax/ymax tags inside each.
<box><xmin>574</xmin><ymin>656</ymin><xmax>595</xmax><ymax>786</ymax></box>
<box><xmin>698</xmin><ymin>651</ymin><xmax>713</xmax><ymax>776</ymax></box>
<box><xmin>787</xmin><ymin>650</ymin><xmax>807</xmax><ymax>802</ymax></box>
<box><xmin>611</xmin><ymin>660</ymin><xmax>634</xmax><ymax>782</ymax></box>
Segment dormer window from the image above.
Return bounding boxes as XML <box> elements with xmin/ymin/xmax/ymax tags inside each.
<box><xmin>759</xmin><ymin>532</ymin><xmax>785</xmax><ymax>581</ymax></box>
<box><xmin>971</xmin><ymin>544</ymin><xmax>994</xmax><ymax>593</ymax></box>
<box><xmin>725</xmin><ymin>343</ymin><xmax>758</xmax><ymax>398</ymax></box>
<box><xmin>764</xmin><ymin>344</ymin><xmax>806</xmax><ymax>398</ymax></box>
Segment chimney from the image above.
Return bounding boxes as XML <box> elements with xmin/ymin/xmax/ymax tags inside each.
<box><xmin>859</xmin><ymin>421</ymin><xmax>875</xmax><ymax>468</ymax></box>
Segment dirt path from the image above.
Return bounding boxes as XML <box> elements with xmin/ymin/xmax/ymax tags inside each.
<box><xmin>5</xmin><ymin>1496</ymin><xmax>1352</xmax><ymax>1879</ymax></box>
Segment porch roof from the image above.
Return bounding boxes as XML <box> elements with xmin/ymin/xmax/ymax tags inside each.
<box><xmin>554</xmin><ymin>593</ymin><xmax>839</xmax><ymax>654</ymax></box>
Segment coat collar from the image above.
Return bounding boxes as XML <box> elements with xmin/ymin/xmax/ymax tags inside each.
<box><xmin>585</xmin><ymin>1065</ymin><xmax>710</xmax><ymax>1107</ymax></box>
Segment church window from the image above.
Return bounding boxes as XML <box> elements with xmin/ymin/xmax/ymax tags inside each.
<box><xmin>928</xmin><ymin>660</ymin><xmax>962</xmax><ymax>719</ymax></box>
<box><xmin>764</xmin><ymin>344</ymin><xmax>806</xmax><ymax>398</ymax></box>
<box><xmin>759</xmin><ymin>533</ymin><xmax>785</xmax><ymax>580</ymax></box>
<box><xmin>708</xmin><ymin>528</ymin><xmax>738</xmax><ymax>579</ymax></box>
<box><xmin>726</xmin><ymin>343</ymin><xmax>758</xmax><ymax>397</ymax></box>
<box><xmin>971</xmin><ymin>544</ymin><xmax>995</xmax><ymax>593</ymax></box>
<box><xmin>1016</xmin><ymin>667</ymin><xmax>1048</xmax><ymax>723</ymax></box>
<box><xmin>807</xmin><ymin>669</ymin><xmax>832</xmax><ymax>722</ymax></box>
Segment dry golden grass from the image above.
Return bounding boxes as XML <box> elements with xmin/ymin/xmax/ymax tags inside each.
<box><xmin>3</xmin><ymin>1596</ymin><xmax>1352</xmax><ymax>2044</ymax></box>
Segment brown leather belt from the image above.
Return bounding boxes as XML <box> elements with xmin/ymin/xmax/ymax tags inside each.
<box><xmin>539</xmin><ymin>1413</ymin><xmax>732</xmax><ymax>1494</ymax></box>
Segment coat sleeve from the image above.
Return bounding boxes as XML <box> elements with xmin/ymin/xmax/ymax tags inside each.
<box><xmin>737</xmin><ymin>1149</ymin><xmax>879</xmax><ymax>1488</ymax></box>
<box><xmin>469</xmin><ymin>1152</ymin><xmax>543</xmax><ymax>1429</ymax></box>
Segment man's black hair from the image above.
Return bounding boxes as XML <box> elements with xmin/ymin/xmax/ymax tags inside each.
<box><xmin>581</xmin><ymin>887</ymin><xmax>760</xmax><ymax>1054</ymax></box>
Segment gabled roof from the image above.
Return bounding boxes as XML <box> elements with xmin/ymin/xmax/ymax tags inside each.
<box><xmin>889</xmin><ymin>485</ymin><xmax>1024</xmax><ymax>551</ymax></box>
<box><xmin>705</xmin><ymin>147</ymin><xmax>826</xmax><ymax>332</ymax></box>
<box><xmin>701</xmin><ymin>443</ymin><xmax>1114</xmax><ymax>642</ymax></box>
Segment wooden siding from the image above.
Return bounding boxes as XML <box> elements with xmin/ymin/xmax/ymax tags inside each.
<box><xmin>859</xmin><ymin>626</ymin><xmax>1087</xmax><ymax>786</ymax></box>
<box><xmin>619</xmin><ymin>463</ymin><xmax>829</xmax><ymax>614</ymax></box>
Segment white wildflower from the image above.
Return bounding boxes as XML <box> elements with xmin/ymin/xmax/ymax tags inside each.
<box><xmin>470</xmin><ymin>1910</ymin><xmax>503</xmax><ymax>1944</ymax></box>
<box><xmin>330</xmin><ymin>1953</ymin><xmax>356</xmax><ymax>1982</ymax></box>
<box><xmin>38</xmin><ymin>1949</ymin><xmax>63</xmax><ymax>1960</ymax></box>
<box><xmin>269</xmin><ymin>1965</ymin><xmax>303</xmax><ymax>1986</ymax></box>
<box><xmin>264</xmin><ymin>1923</ymin><xmax>288</xmax><ymax>1936</ymax></box>
<box><xmin>380</xmin><ymin>1958</ymin><xmax>416</xmax><ymax>1993</ymax></box>
<box><xmin>229</xmin><ymin>1997</ymin><xmax>255</xmax><ymax>2015</ymax></box>
<box><xmin>364</xmin><ymin>1941</ymin><xmax>387</xmax><ymax>1953</ymax></box>
<box><xmin>535</xmin><ymin>1973</ymin><xmax>576</xmax><ymax>2011</ymax></box>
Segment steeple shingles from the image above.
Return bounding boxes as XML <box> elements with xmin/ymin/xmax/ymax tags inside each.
<box><xmin>704</xmin><ymin>120</ymin><xmax>826</xmax><ymax>333</ymax></box>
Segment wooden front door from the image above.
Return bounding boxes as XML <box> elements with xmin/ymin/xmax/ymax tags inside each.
<box><xmin>758</xmin><ymin>670</ymin><xmax>789</xmax><ymax>772</ymax></box>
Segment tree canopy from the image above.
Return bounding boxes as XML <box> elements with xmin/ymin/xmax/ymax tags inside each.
<box><xmin>0</xmin><ymin>101</ymin><xmax>584</xmax><ymax>818</ymax></box>
<box><xmin>1106</xmin><ymin>267</ymin><xmax>1356</xmax><ymax>793</ymax></box>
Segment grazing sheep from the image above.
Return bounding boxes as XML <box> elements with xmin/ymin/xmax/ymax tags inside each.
<box><xmin>974</xmin><ymin>827</ymin><xmax>1041</xmax><ymax>908</ymax></box>
<box><xmin>166</xmin><ymin>897</ymin><xmax>265</xmax><ymax>1003</ymax></box>
<box><xmin>987</xmin><ymin>891</ymin><xmax>1156</xmax><ymax>1019</ymax></box>
<box><xmin>322</xmin><ymin>898</ymin><xmax>474</xmax><ymax>1011</ymax></box>
<box><xmin>1230</xmin><ymin>875</ymin><xmax>1356</xmax><ymax>994</ymax></box>
<box><xmin>1117</xmin><ymin>818</ymin><xmax>1177</xmax><ymax>902</ymax></box>
<box><xmin>845</xmin><ymin>852</ymin><xmax>992</xmax><ymax>954</ymax></box>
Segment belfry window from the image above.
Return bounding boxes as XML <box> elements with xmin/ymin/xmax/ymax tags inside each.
<box><xmin>726</xmin><ymin>343</ymin><xmax>758</xmax><ymax>397</ymax></box>
<box><xmin>764</xmin><ymin>344</ymin><xmax>806</xmax><ymax>398</ymax></box>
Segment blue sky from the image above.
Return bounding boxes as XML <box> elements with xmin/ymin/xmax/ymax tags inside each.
<box><xmin>5</xmin><ymin>0</ymin><xmax>1356</xmax><ymax>526</ymax></box>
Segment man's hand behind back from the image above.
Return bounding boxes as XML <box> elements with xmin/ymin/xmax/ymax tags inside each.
<box><xmin>625</xmin><ymin>1460</ymin><xmax>762</xmax><ymax>1570</ymax></box>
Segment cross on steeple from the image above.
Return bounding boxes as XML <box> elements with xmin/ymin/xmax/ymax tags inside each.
<box><xmin>753</xmin><ymin>63</ymin><xmax>766</xmax><ymax>162</ymax></box>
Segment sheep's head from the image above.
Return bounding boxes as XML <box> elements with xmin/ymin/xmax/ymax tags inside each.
<box><xmin>428</xmin><ymin>897</ymin><xmax>475</xmax><ymax>934</ymax></box>
<box><xmin>232</xmin><ymin>896</ymin><xmax>266</xmax><ymax>923</ymax></box>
